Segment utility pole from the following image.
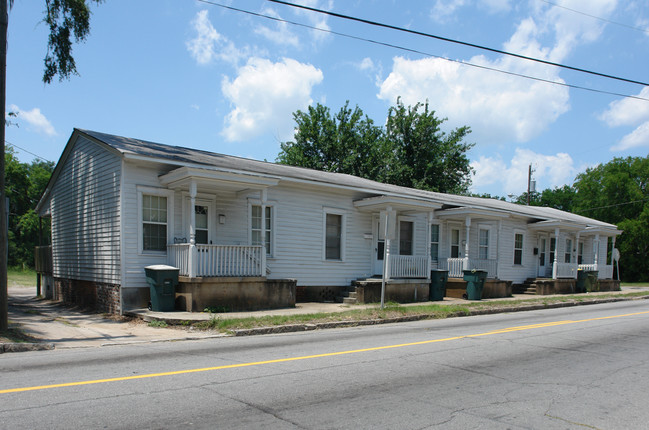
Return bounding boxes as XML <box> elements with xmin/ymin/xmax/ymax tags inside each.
<box><xmin>0</xmin><ymin>0</ymin><xmax>8</xmax><ymax>332</ymax></box>
<box><xmin>526</xmin><ymin>164</ymin><xmax>536</xmax><ymax>206</ymax></box>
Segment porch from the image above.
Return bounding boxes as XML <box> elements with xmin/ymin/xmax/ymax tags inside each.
<box><xmin>168</xmin><ymin>244</ymin><xmax>266</xmax><ymax>277</ymax></box>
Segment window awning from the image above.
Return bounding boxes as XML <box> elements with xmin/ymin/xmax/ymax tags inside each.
<box><xmin>353</xmin><ymin>195</ymin><xmax>442</xmax><ymax>213</ymax></box>
<box><xmin>159</xmin><ymin>166</ymin><xmax>280</xmax><ymax>193</ymax></box>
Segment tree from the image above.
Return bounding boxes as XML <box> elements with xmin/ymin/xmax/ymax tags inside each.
<box><xmin>383</xmin><ymin>98</ymin><xmax>474</xmax><ymax>194</ymax></box>
<box><xmin>278</xmin><ymin>99</ymin><xmax>475</xmax><ymax>194</ymax></box>
<box><xmin>277</xmin><ymin>102</ymin><xmax>386</xmax><ymax>180</ymax></box>
<box><xmin>571</xmin><ymin>157</ymin><xmax>649</xmax><ymax>282</ymax></box>
<box><xmin>1</xmin><ymin>0</ymin><xmax>103</xmax><ymax>331</ymax></box>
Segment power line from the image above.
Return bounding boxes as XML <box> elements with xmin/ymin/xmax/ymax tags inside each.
<box><xmin>539</xmin><ymin>0</ymin><xmax>649</xmax><ymax>35</ymax></box>
<box><xmin>266</xmin><ymin>0</ymin><xmax>649</xmax><ymax>87</ymax></box>
<box><xmin>196</xmin><ymin>0</ymin><xmax>649</xmax><ymax>102</ymax></box>
<box><xmin>5</xmin><ymin>140</ymin><xmax>53</xmax><ymax>163</ymax></box>
<box><xmin>577</xmin><ymin>197</ymin><xmax>649</xmax><ymax>213</ymax></box>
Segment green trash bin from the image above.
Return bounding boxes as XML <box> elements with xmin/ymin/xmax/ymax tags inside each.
<box><xmin>576</xmin><ymin>270</ymin><xmax>588</xmax><ymax>293</ymax></box>
<box><xmin>586</xmin><ymin>271</ymin><xmax>599</xmax><ymax>292</ymax></box>
<box><xmin>463</xmin><ymin>270</ymin><xmax>487</xmax><ymax>300</ymax></box>
<box><xmin>145</xmin><ymin>265</ymin><xmax>179</xmax><ymax>312</ymax></box>
<box><xmin>430</xmin><ymin>270</ymin><xmax>448</xmax><ymax>301</ymax></box>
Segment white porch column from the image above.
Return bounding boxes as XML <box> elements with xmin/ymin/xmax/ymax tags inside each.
<box><xmin>574</xmin><ymin>232</ymin><xmax>580</xmax><ymax>278</ymax></box>
<box><xmin>552</xmin><ymin>228</ymin><xmax>560</xmax><ymax>279</ymax></box>
<box><xmin>610</xmin><ymin>236</ymin><xmax>616</xmax><ymax>266</ymax></box>
<box><xmin>189</xmin><ymin>181</ymin><xmax>197</xmax><ymax>278</ymax></box>
<box><xmin>427</xmin><ymin>212</ymin><xmax>433</xmax><ymax>280</ymax></box>
<box><xmin>594</xmin><ymin>233</ymin><xmax>600</xmax><ymax>269</ymax></box>
<box><xmin>463</xmin><ymin>216</ymin><xmax>471</xmax><ymax>271</ymax></box>
<box><xmin>260</xmin><ymin>189</ymin><xmax>267</xmax><ymax>276</ymax></box>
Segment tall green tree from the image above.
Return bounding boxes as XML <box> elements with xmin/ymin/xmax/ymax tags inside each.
<box><xmin>384</xmin><ymin>98</ymin><xmax>473</xmax><ymax>193</ymax></box>
<box><xmin>1</xmin><ymin>0</ymin><xmax>103</xmax><ymax>331</ymax></box>
<box><xmin>277</xmin><ymin>102</ymin><xmax>385</xmax><ymax>180</ymax></box>
<box><xmin>278</xmin><ymin>99</ymin><xmax>474</xmax><ymax>194</ymax></box>
<box><xmin>572</xmin><ymin>157</ymin><xmax>649</xmax><ymax>281</ymax></box>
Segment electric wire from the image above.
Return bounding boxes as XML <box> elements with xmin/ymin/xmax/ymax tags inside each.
<box><xmin>196</xmin><ymin>0</ymin><xmax>649</xmax><ymax>102</ymax></box>
<box><xmin>266</xmin><ymin>0</ymin><xmax>649</xmax><ymax>87</ymax></box>
<box><xmin>538</xmin><ymin>0</ymin><xmax>649</xmax><ymax>35</ymax></box>
<box><xmin>5</xmin><ymin>141</ymin><xmax>53</xmax><ymax>163</ymax></box>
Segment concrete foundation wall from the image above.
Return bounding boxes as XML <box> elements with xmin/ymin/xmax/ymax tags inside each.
<box><xmin>176</xmin><ymin>277</ymin><xmax>297</xmax><ymax>312</ymax></box>
<box><xmin>445</xmin><ymin>279</ymin><xmax>512</xmax><ymax>299</ymax></box>
<box><xmin>535</xmin><ymin>278</ymin><xmax>621</xmax><ymax>295</ymax></box>
<box><xmin>296</xmin><ymin>285</ymin><xmax>347</xmax><ymax>303</ymax></box>
<box><xmin>353</xmin><ymin>279</ymin><xmax>430</xmax><ymax>304</ymax></box>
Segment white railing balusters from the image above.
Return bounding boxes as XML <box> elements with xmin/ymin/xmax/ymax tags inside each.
<box><xmin>168</xmin><ymin>244</ymin><xmax>264</xmax><ymax>277</ymax></box>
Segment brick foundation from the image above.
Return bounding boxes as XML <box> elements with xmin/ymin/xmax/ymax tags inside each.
<box><xmin>54</xmin><ymin>278</ymin><xmax>121</xmax><ymax>314</ymax></box>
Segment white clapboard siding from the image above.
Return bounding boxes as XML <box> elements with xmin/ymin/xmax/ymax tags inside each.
<box><xmin>50</xmin><ymin>136</ymin><xmax>121</xmax><ymax>284</ymax></box>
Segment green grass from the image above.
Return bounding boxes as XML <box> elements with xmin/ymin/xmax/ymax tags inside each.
<box><xmin>148</xmin><ymin>320</ymin><xmax>169</xmax><ymax>328</ymax></box>
<box><xmin>8</xmin><ymin>267</ymin><xmax>37</xmax><ymax>288</ymax></box>
<box><xmin>190</xmin><ymin>291</ymin><xmax>649</xmax><ymax>333</ymax></box>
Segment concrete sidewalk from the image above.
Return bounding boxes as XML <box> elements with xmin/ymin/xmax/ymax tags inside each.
<box><xmin>4</xmin><ymin>285</ymin><xmax>649</xmax><ymax>352</ymax></box>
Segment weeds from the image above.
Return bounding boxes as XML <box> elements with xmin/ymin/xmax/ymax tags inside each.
<box><xmin>148</xmin><ymin>320</ymin><xmax>168</xmax><ymax>328</ymax></box>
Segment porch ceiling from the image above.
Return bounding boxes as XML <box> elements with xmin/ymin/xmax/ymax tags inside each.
<box><xmin>353</xmin><ymin>195</ymin><xmax>442</xmax><ymax>213</ymax></box>
<box><xmin>527</xmin><ymin>219</ymin><xmax>588</xmax><ymax>232</ymax></box>
<box><xmin>159</xmin><ymin>166</ymin><xmax>280</xmax><ymax>193</ymax></box>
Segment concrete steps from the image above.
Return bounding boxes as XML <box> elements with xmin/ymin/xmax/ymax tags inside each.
<box><xmin>336</xmin><ymin>285</ymin><xmax>358</xmax><ymax>304</ymax></box>
<box><xmin>512</xmin><ymin>278</ymin><xmax>539</xmax><ymax>295</ymax></box>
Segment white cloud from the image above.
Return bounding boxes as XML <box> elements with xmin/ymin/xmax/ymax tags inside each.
<box><xmin>358</xmin><ymin>57</ymin><xmax>374</xmax><ymax>72</ymax></box>
<box><xmin>186</xmin><ymin>10</ymin><xmax>248</xmax><ymax>66</ymax></box>
<box><xmin>471</xmin><ymin>149</ymin><xmax>576</xmax><ymax>195</ymax></box>
<box><xmin>379</xmin><ymin>1</ymin><xmax>620</xmax><ymax>145</ymax></box>
<box><xmin>431</xmin><ymin>0</ymin><xmax>466</xmax><ymax>22</ymax></box>
<box><xmin>612</xmin><ymin>121</ymin><xmax>649</xmax><ymax>151</ymax></box>
<box><xmin>378</xmin><ymin>55</ymin><xmax>570</xmax><ymax>144</ymax></box>
<box><xmin>9</xmin><ymin>104</ymin><xmax>57</xmax><ymax>136</ymax></box>
<box><xmin>255</xmin><ymin>7</ymin><xmax>300</xmax><ymax>47</ymax></box>
<box><xmin>293</xmin><ymin>0</ymin><xmax>332</xmax><ymax>42</ymax></box>
<box><xmin>600</xmin><ymin>87</ymin><xmax>649</xmax><ymax>151</ymax></box>
<box><xmin>221</xmin><ymin>57</ymin><xmax>324</xmax><ymax>142</ymax></box>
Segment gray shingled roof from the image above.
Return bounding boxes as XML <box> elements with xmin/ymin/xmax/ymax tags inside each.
<box><xmin>79</xmin><ymin>129</ymin><xmax>616</xmax><ymax>230</ymax></box>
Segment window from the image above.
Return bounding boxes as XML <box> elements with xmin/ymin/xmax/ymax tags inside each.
<box><xmin>450</xmin><ymin>228</ymin><xmax>460</xmax><ymax>258</ymax></box>
<box><xmin>195</xmin><ymin>205</ymin><xmax>208</xmax><ymax>244</ymax></box>
<box><xmin>142</xmin><ymin>194</ymin><xmax>168</xmax><ymax>252</ymax></box>
<box><xmin>565</xmin><ymin>238</ymin><xmax>572</xmax><ymax>263</ymax></box>
<box><xmin>539</xmin><ymin>238</ymin><xmax>547</xmax><ymax>266</ymax></box>
<box><xmin>578</xmin><ymin>242</ymin><xmax>584</xmax><ymax>265</ymax></box>
<box><xmin>399</xmin><ymin>221</ymin><xmax>413</xmax><ymax>256</ymax></box>
<box><xmin>325</xmin><ymin>213</ymin><xmax>342</xmax><ymax>260</ymax></box>
<box><xmin>550</xmin><ymin>238</ymin><xmax>556</xmax><ymax>264</ymax></box>
<box><xmin>251</xmin><ymin>205</ymin><xmax>272</xmax><ymax>255</ymax></box>
<box><xmin>479</xmin><ymin>229</ymin><xmax>489</xmax><ymax>260</ymax></box>
<box><xmin>430</xmin><ymin>224</ymin><xmax>440</xmax><ymax>261</ymax></box>
<box><xmin>514</xmin><ymin>233</ymin><xmax>524</xmax><ymax>265</ymax></box>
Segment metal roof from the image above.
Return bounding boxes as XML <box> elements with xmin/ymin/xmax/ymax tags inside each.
<box><xmin>70</xmin><ymin>129</ymin><xmax>618</xmax><ymax>231</ymax></box>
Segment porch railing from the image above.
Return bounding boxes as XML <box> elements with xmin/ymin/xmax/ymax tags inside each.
<box><xmin>168</xmin><ymin>244</ymin><xmax>265</xmax><ymax>277</ymax></box>
<box><xmin>555</xmin><ymin>262</ymin><xmax>577</xmax><ymax>278</ymax></box>
<box><xmin>441</xmin><ymin>258</ymin><xmax>465</xmax><ymax>278</ymax></box>
<box><xmin>578</xmin><ymin>263</ymin><xmax>614</xmax><ymax>280</ymax></box>
<box><xmin>468</xmin><ymin>258</ymin><xmax>498</xmax><ymax>279</ymax></box>
<box><xmin>388</xmin><ymin>255</ymin><xmax>429</xmax><ymax>279</ymax></box>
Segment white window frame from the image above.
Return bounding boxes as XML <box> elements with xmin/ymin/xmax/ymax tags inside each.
<box><xmin>398</xmin><ymin>216</ymin><xmax>416</xmax><ymax>256</ymax></box>
<box><xmin>429</xmin><ymin>222</ymin><xmax>441</xmax><ymax>262</ymax></box>
<box><xmin>449</xmin><ymin>225</ymin><xmax>461</xmax><ymax>259</ymax></box>
<box><xmin>137</xmin><ymin>186</ymin><xmax>174</xmax><ymax>255</ymax></box>
<box><xmin>578</xmin><ymin>241</ymin><xmax>584</xmax><ymax>265</ymax></box>
<box><xmin>248</xmin><ymin>200</ymin><xmax>276</xmax><ymax>258</ymax></box>
<box><xmin>565</xmin><ymin>238</ymin><xmax>573</xmax><ymax>263</ymax></box>
<box><xmin>323</xmin><ymin>207</ymin><xmax>347</xmax><ymax>261</ymax></box>
<box><xmin>478</xmin><ymin>226</ymin><xmax>490</xmax><ymax>260</ymax></box>
<box><xmin>513</xmin><ymin>231</ymin><xmax>524</xmax><ymax>266</ymax></box>
<box><xmin>181</xmin><ymin>193</ymin><xmax>216</xmax><ymax>245</ymax></box>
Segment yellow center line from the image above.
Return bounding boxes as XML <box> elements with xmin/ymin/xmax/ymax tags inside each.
<box><xmin>2</xmin><ymin>310</ymin><xmax>648</xmax><ymax>395</ymax></box>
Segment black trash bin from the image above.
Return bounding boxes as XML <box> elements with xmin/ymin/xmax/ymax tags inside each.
<box><xmin>463</xmin><ymin>270</ymin><xmax>487</xmax><ymax>300</ymax></box>
<box><xmin>430</xmin><ymin>270</ymin><xmax>448</xmax><ymax>301</ymax></box>
<box><xmin>576</xmin><ymin>270</ymin><xmax>588</xmax><ymax>293</ymax></box>
<box><xmin>586</xmin><ymin>271</ymin><xmax>599</xmax><ymax>292</ymax></box>
<box><xmin>144</xmin><ymin>265</ymin><xmax>179</xmax><ymax>312</ymax></box>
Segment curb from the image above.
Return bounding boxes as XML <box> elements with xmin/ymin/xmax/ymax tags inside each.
<box><xmin>0</xmin><ymin>342</ymin><xmax>55</xmax><ymax>353</ymax></box>
<box><xmin>229</xmin><ymin>295</ymin><xmax>649</xmax><ymax>336</ymax></box>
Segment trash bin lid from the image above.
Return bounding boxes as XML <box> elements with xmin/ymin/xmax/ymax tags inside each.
<box><xmin>145</xmin><ymin>265</ymin><xmax>179</xmax><ymax>271</ymax></box>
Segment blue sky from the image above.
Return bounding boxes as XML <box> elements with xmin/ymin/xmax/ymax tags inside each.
<box><xmin>6</xmin><ymin>0</ymin><xmax>649</xmax><ymax>197</ymax></box>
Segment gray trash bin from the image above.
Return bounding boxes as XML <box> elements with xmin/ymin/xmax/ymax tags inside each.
<box><xmin>144</xmin><ymin>265</ymin><xmax>179</xmax><ymax>312</ymax></box>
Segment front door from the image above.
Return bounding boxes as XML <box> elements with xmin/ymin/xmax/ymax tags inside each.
<box><xmin>538</xmin><ymin>236</ymin><xmax>547</xmax><ymax>277</ymax></box>
<box><xmin>372</xmin><ymin>216</ymin><xmax>384</xmax><ymax>276</ymax></box>
<box><xmin>185</xmin><ymin>197</ymin><xmax>214</xmax><ymax>244</ymax></box>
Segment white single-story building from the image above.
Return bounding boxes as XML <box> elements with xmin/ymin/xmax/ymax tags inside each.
<box><xmin>35</xmin><ymin>129</ymin><xmax>621</xmax><ymax>313</ymax></box>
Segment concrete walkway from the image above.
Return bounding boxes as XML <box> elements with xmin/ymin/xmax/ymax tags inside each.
<box><xmin>4</xmin><ymin>285</ymin><xmax>649</xmax><ymax>352</ymax></box>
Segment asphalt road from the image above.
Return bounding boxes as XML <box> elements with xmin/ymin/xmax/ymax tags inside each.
<box><xmin>2</xmin><ymin>300</ymin><xmax>649</xmax><ymax>429</ymax></box>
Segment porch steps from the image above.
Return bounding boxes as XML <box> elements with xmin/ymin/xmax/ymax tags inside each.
<box><xmin>512</xmin><ymin>278</ymin><xmax>539</xmax><ymax>295</ymax></box>
<box><xmin>335</xmin><ymin>285</ymin><xmax>358</xmax><ymax>305</ymax></box>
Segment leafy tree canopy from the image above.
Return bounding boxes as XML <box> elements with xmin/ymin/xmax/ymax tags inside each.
<box><xmin>278</xmin><ymin>98</ymin><xmax>474</xmax><ymax>194</ymax></box>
